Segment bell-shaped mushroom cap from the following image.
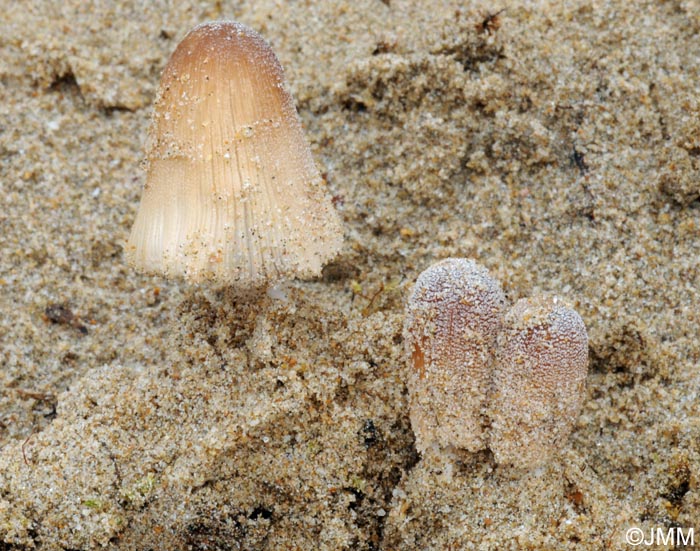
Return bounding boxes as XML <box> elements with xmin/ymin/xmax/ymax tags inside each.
<box><xmin>126</xmin><ymin>21</ymin><xmax>343</xmax><ymax>286</ymax></box>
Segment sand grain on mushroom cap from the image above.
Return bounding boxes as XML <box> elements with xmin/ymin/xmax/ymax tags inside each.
<box><xmin>126</xmin><ymin>21</ymin><xmax>343</xmax><ymax>286</ymax></box>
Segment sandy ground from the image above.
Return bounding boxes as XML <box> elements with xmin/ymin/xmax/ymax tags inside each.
<box><xmin>1</xmin><ymin>1</ymin><xmax>700</xmax><ymax>549</ymax></box>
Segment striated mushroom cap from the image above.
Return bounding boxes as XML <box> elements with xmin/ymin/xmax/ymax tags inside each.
<box><xmin>126</xmin><ymin>21</ymin><xmax>343</xmax><ymax>286</ymax></box>
<box><xmin>489</xmin><ymin>295</ymin><xmax>589</xmax><ymax>468</ymax></box>
<box><xmin>404</xmin><ymin>258</ymin><xmax>508</xmax><ymax>453</ymax></box>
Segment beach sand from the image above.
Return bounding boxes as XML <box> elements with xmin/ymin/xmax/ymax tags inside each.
<box><xmin>1</xmin><ymin>1</ymin><xmax>699</xmax><ymax>549</ymax></box>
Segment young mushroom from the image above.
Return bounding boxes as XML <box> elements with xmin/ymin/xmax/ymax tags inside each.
<box><xmin>404</xmin><ymin>258</ymin><xmax>507</xmax><ymax>453</ymax></box>
<box><xmin>489</xmin><ymin>295</ymin><xmax>588</xmax><ymax>468</ymax></box>
<box><xmin>126</xmin><ymin>21</ymin><xmax>343</xmax><ymax>286</ymax></box>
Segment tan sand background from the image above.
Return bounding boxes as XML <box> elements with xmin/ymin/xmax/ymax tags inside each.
<box><xmin>1</xmin><ymin>0</ymin><xmax>700</xmax><ymax>549</ymax></box>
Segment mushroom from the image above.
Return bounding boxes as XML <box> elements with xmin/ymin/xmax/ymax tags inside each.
<box><xmin>404</xmin><ymin>258</ymin><xmax>507</xmax><ymax>453</ymax></box>
<box><xmin>126</xmin><ymin>21</ymin><xmax>343</xmax><ymax>287</ymax></box>
<box><xmin>489</xmin><ymin>295</ymin><xmax>588</xmax><ymax>468</ymax></box>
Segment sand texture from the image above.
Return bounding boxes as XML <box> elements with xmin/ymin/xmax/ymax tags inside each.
<box><xmin>1</xmin><ymin>1</ymin><xmax>700</xmax><ymax>549</ymax></box>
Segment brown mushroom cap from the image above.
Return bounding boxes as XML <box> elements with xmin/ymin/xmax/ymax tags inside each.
<box><xmin>126</xmin><ymin>21</ymin><xmax>343</xmax><ymax>286</ymax></box>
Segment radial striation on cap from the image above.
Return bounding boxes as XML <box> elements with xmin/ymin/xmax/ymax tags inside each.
<box><xmin>126</xmin><ymin>21</ymin><xmax>343</xmax><ymax>285</ymax></box>
<box><xmin>489</xmin><ymin>295</ymin><xmax>589</xmax><ymax>468</ymax></box>
<box><xmin>404</xmin><ymin>258</ymin><xmax>508</xmax><ymax>453</ymax></box>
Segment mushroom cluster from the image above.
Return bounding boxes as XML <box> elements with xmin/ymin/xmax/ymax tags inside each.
<box><xmin>404</xmin><ymin>258</ymin><xmax>588</xmax><ymax>468</ymax></box>
<box><xmin>124</xmin><ymin>22</ymin><xmax>587</xmax><ymax>469</ymax></box>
